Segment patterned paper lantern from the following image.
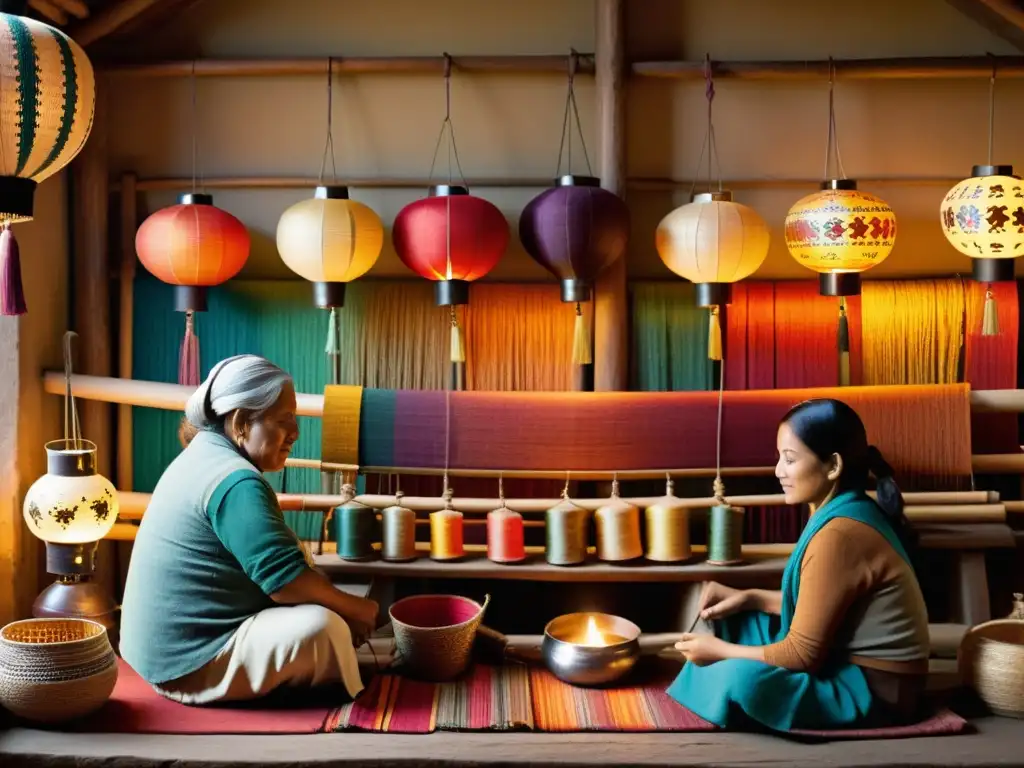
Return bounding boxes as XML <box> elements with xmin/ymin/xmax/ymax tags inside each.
<box><xmin>656</xmin><ymin>191</ymin><xmax>769</xmax><ymax>360</ymax></box>
<box><xmin>0</xmin><ymin>8</ymin><xmax>95</xmax><ymax>315</ymax></box>
<box><xmin>519</xmin><ymin>175</ymin><xmax>630</xmax><ymax>304</ymax></box>
<box><xmin>393</xmin><ymin>184</ymin><xmax>509</xmax><ymax>307</ymax></box>
<box><xmin>276</xmin><ymin>185</ymin><xmax>384</xmax><ymax>308</ymax></box>
<box><xmin>784</xmin><ymin>180</ymin><xmax>897</xmax><ymax>296</ymax></box>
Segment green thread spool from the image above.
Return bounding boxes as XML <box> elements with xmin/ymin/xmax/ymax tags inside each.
<box><xmin>546</xmin><ymin>498</ymin><xmax>589</xmax><ymax>566</ymax></box>
<box><xmin>706</xmin><ymin>504</ymin><xmax>744</xmax><ymax>566</ymax></box>
<box><xmin>335</xmin><ymin>500</ymin><xmax>378</xmax><ymax>561</ymax></box>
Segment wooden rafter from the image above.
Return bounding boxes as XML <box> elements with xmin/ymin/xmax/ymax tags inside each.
<box><xmin>946</xmin><ymin>0</ymin><xmax>1024</xmax><ymax>51</ymax></box>
<box><xmin>28</xmin><ymin>0</ymin><xmax>67</xmax><ymax>25</ymax></box>
<box><xmin>67</xmin><ymin>0</ymin><xmax>168</xmax><ymax>46</ymax></box>
<box><xmin>51</xmin><ymin>0</ymin><xmax>89</xmax><ymax>18</ymax></box>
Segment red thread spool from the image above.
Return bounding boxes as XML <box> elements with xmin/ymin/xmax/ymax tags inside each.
<box><xmin>487</xmin><ymin>507</ymin><xmax>525</xmax><ymax>564</ymax></box>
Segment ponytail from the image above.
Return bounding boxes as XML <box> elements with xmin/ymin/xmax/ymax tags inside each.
<box><xmin>866</xmin><ymin>445</ymin><xmax>918</xmax><ymax>558</ymax></box>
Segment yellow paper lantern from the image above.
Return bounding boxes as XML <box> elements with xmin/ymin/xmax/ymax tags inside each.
<box><xmin>655</xmin><ymin>190</ymin><xmax>770</xmax><ymax>359</ymax></box>
<box><xmin>940</xmin><ymin>164</ymin><xmax>1024</xmax><ymax>284</ymax></box>
<box><xmin>276</xmin><ymin>185</ymin><xmax>384</xmax><ymax>308</ymax></box>
<box><xmin>784</xmin><ymin>180</ymin><xmax>897</xmax><ymax>296</ymax></box>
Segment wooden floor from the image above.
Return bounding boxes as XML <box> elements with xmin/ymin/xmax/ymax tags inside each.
<box><xmin>1</xmin><ymin>716</ymin><xmax>1023</xmax><ymax>768</ymax></box>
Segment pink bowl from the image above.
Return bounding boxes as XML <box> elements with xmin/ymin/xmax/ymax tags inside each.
<box><xmin>389</xmin><ymin>594</ymin><xmax>483</xmax><ymax>629</ymax></box>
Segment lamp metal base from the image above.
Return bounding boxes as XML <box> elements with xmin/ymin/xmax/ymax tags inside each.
<box><xmin>32</xmin><ymin>577</ymin><xmax>119</xmax><ymax>634</ymax></box>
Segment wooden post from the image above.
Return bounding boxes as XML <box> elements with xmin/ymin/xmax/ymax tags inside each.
<box><xmin>593</xmin><ymin>0</ymin><xmax>628</xmax><ymax>392</ymax></box>
<box><xmin>117</xmin><ymin>173</ymin><xmax>136</xmax><ymax>492</ymax></box>
<box><xmin>71</xmin><ymin>81</ymin><xmax>118</xmax><ymax>601</ymax></box>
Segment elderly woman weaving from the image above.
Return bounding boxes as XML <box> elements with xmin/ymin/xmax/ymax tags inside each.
<box><xmin>120</xmin><ymin>354</ymin><xmax>378</xmax><ymax>705</ymax></box>
<box><xmin>667</xmin><ymin>399</ymin><xmax>930</xmax><ymax>732</ymax></box>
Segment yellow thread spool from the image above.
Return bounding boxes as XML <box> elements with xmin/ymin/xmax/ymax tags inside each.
<box><xmin>430</xmin><ymin>509</ymin><xmax>464</xmax><ymax>561</ymax></box>
<box><xmin>594</xmin><ymin>478</ymin><xmax>642</xmax><ymax>563</ymax></box>
<box><xmin>644</xmin><ymin>478</ymin><xmax>691</xmax><ymax>562</ymax></box>
<box><xmin>545</xmin><ymin>497</ymin><xmax>589</xmax><ymax>566</ymax></box>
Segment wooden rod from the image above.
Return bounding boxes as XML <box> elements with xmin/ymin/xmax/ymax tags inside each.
<box><xmin>114</xmin><ymin>176</ymin><xmax>558</xmax><ymax>193</ymax></box>
<box><xmin>98</xmin><ymin>55</ymin><xmax>595</xmax><ymax>78</ymax></box>
<box><xmin>73</xmin><ymin>0</ymin><xmax>196</xmax><ymax>47</ymax></box>
<box><xmin>632</xmin><ymin>55</ymin><xmax>1024</xmax><ymax>80</ymax></box>
<box><xmin>628</xmin><ymin>176</ymin><xmax>963</xmax><ymax>191</ymax></box>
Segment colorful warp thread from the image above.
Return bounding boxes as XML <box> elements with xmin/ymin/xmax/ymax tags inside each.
<box><xmin>321</xmin><ymin>385</ymin><xmax>363</xmax><ymax>467</ymax></box>
<box><xmin>324</xmin><ymin>665</ymin><xmax>968</xmax><ymax>737</ymax></box>
<box><xmin>965</xmin><ymin>280</ymin><xmax>1019</xmax><ymax>454</ymax></box>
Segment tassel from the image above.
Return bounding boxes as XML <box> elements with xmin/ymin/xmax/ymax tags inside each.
<box><xmin>450</xmin><ymin>306</ymin><xmax>465</xmax><ymax>363</ymax></box>
<box><xmin>982</xmin><ymin>288</ymin><xmax>999</xmax><ymax>336</ymax></box>
<box><xmin>324</xmin><ymin>307</ymin><xmax>340</xmax><ymax>355</ymax></box>
<box><xmin>177</xmin><ymin>310</ymin><xmax>201</xmax><ymax>386</ymax></box>
<box><xmin>572</xmin><ymin>301</ymin><xmax>591</xmax><ymax>365</ymax></box>
<box><xmin>1</xmin><ymin>224</ymin><xmax>27</xmax><ymax>315</ymax></box>
<box><xmin>837</xmin><ymin>299</ymin><xmax>850</xmax><ymax>386</ymax></box>
<box><xmin>707</xmin><ymin>306</ymin><xmax>722</xmax><ymax>361</ymax></box>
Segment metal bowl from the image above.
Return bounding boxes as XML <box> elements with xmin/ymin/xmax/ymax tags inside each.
<box><xmin>541</xmin><ymin>612</ymin><xmax>641</xmax><ymax>687</ymax></box>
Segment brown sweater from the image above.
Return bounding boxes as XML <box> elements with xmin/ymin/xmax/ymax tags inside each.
<box><xmin>761</xmin><ymin>517</ymin><xmax>930</xmax><ymax>676</ymax></box>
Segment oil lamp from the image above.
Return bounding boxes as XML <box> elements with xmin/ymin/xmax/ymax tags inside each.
<box><xmin>541</xmin><ymin>612</ymin><xmax>641</xmax><ymax>686</ymax></box>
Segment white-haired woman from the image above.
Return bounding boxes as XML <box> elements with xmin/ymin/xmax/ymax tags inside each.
<box><xmin>119</xmin><ymin>354</ymin><xmax>378</xmax><ymax>706</ymax></box>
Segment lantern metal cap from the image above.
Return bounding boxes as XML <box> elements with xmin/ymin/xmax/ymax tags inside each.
<box><xmin>821</xmin><ymin>179</ymin><xmax>857</xmax><ymax>191</ymax></box>
<box><xmin>314</xmin><ymin>281</ymin><xmax>346</xmax><ymax>309</ymax></box>
<box><xmin>561</xmin><ymin>278</ymin><xmax>591</xmax><ymax>303</ymax></box>
<box><xmin>971</xmin><ymin>164</ymin><xmax>1016</xmax><ymax>179</ymax></box>
<box><xmin>0</xmin><ymin>177</ymin><xmax>36</xmax><ymax>221</ymax></box>
<box><xmin>175</xmin><ymin>285</ymin><xmax>208</xmax><ymax>313</ymax></box>
<box><xmin>972</xmin><ymin>258</ymin><xmax>1016</xmax><ymax>283</ymax></box>
<box><xmin>556</xmin><ymin>175</ymin><xmax>601</xmax><ymax>188</ymax></box>
<box><xmin>436</xmin><ymin>279</ymin><xmax>470</xmax><ymax>306</ymax></box>
<box><xmin>44</xmin><ymin>541</ymin><xmax>99</xmax><ymax>576</ymax></box>
<box><xmin>429</xmin><ymin>184</ymin><xmax>469</xmax><ymax>198</ymax></box>
<box><xmin>179</xmin><ymin>192</ymin><xmax>214</xmax><ymax>206</ymax></box>
<box><xmin>693</xmin><ymin>190</ymin><xmax>734</xmax><ymax>204</ymax></box>
<box><xmin>315</xmin><ymin>185</ymin><xmax>350</xmax><ymax>200</ymax></box>
<box><xmin>696</xmin><ymin>282</ymin><xmax>732</xmax><ymax>307</ymax></box>
<box><xmin>820</xmin><ymin>272</ymin><xmax>861</xmax><ymax>297</ymax></box>
<box><xmin>44</xmin><ymin>439</ymin><xmax>98</xmax><ymax>477</ymax></box>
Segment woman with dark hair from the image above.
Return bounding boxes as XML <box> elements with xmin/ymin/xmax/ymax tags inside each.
<box><xmin>666</xmin><ymin>398</ymin><xmax>930</xmax><ymax>732</ymax></box>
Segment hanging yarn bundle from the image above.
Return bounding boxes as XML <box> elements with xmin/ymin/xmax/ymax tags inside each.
<box><xmin>594</xmin><ymin>476</ymin><xmax>643</xmax><ymax>563</ymax></box>
<box><xmin>381</xmin><ymin>487</ymin><xmax>417</xmax><ymax>562</ymax></box>
<box><xmin>644</xmin><ymin>476</ymin><xmax>692</xmax><ymax>563</ymax></box>
<box><xmin>334</xmin><ymin>492</ymin><xmax>377</xmax><ymax>562</ymax></box>
<box><xmin>545</xmin><ymin>474</ymin><xmax>590</xmax><ymax>566</ymax></box>
<box><xmin>487</xmin><ymin>476</ymin><xmax>525</xmax><ymax>564</ymax></box>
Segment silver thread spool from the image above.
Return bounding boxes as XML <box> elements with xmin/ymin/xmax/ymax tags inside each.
<box><xmin>381</xmin><ymin>490</ymin><xmax>417</xmax><ymax>562</ymax></box>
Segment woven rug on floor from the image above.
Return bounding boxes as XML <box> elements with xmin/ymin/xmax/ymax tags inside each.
<box><xmin>324</xmin><ymin>664</ymin><xmax>969</xmax><ymax>739</ymax></box>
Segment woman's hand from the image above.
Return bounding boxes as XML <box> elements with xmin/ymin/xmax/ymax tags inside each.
<box><xmin>696</xmin><ymin>581</ymin><xmax>751</xmax><ymax>621</ymax></box>
<box><xmin>347</xmin><ymin>597</ymin><xmax>379</xmax><ymax>646</ymax></box>
<box><xmin>675</xmin><ymin>633</ymin><xmax>728</xmax><ymax>666</ymax></box>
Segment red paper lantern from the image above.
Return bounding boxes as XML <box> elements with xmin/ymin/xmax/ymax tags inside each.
<box><xmin>135</xmin><ymin>193</ymin><xmax>250</xmax><ymax>312</ymax></box>
<box><xmin>392</xmin><ymin>185</ymin><xmax>509</xmax><ymax>306</ymax></box>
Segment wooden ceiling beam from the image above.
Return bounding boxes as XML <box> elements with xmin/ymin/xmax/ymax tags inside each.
<box><xmin>28</xmin><ymin>0</ymin><xmax>67</xmax><ymax>25</ymax></box>
<box><xmin>945</xmin><ymin>0</ymin><xmax>1024</xmax><ymax>51</ymax></box>
<box><xmin>67</xmin><ymin>0</ymin><xmax>167</xmax><ymax>46</ymax></box>
<box><xmin>51</xmin><ymin>0</ymin><xmax>88</xmax><ymax>18</ymax></box>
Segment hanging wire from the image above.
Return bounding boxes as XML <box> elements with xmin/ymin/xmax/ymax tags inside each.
<box><xmin>318</xmin><ymin>57</ymin><xmax>339</xmax><ymax>184</ymax></box>
<box><xmin>62</xmin><ymin>331</ymin><xmax>81</xmax><ymax>449</ymax></box>
<box><xmin>427</xmin><ymin>53</ymin><xmax>469</xmax><ymax>191</ymax></box>
<box><xmin>555</xmin><ymin>49</ymin><xmax>593</xmax><ymax>177</ymax></box>
<box><xmin>987</xmin><ymin>53</ymin><xmax>996</xmax><ymax>166</ymax></box>
<box><xmin>190</xmin><ymin>59</ymin><xmax>204</xmax><ymax>194</ymax></box>
<box><xmin>687</xmin><ymin>54</ymin><xmax>724</xmax><ymax>199</ymax></box>
<box><xmin>822</xmin><ymin>58</ymin><xmax>847</xmax><ymax>181</ymax></box>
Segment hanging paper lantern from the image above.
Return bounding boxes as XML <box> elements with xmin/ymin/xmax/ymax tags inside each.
<box><xmin>784</xmin><ymin>180</ymin><xmax>897</xmax><ymax>297</ymax></box>
<box><xmin>940</xmin><ymin>165</ymin><xmax>1024</xmax><ymax>335</ymax></box>
<box><xmin>655</xmin><ymin>190</ymin><xmax>769</xmax><ymax>360</ymax></box>
<box><xmin>276</xmin><ymin>185</ymin><xmax>384</xmax><ymax>308</ymax></box>
<box><xmin>519</xmin><ymin>175</ymin><xmax>630</xmax><ymax>364</ymax></box>
<box><xmin>135</xmin><ymin>193</ymin><xmax>250</xmax><ymax>384</ymax></box>
<box><xmin>0</xmin><ymin>7</ymin><xmax>96</xmax><ymax>315</ymax></box>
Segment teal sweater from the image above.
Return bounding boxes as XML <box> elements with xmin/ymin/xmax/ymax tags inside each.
<box><xmin>119</xmin><ymin>431</ymin><xmax>311</xmax><ymax>684</ymax></box>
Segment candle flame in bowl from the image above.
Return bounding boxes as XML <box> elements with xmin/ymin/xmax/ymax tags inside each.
<box><xmin>581</xmin><ymin>616</ymin><xmax>607</xmax><ymax>647</ymax></box>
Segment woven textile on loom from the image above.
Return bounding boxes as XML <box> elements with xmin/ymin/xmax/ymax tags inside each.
<box><xmin>347</xmin><ymin>384</ymin><xmax>972</xmax><ymax>488</ymax></box>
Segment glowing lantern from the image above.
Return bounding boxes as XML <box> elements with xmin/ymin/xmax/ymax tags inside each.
<box><xmin>784</xmin><ymin>180</ymin><xmax>897</xmax><ymax>297</ymax></box>
<box><xmin>940</xmin><ymin>164</ymin><xmax>1024</xmax><ymax>335</ymax></box>
<box><xmin>519</xmin><ymin>175</ymin><xmax>630</xmax><ymax>364</ymax></box>
<box><xmin>276</xmin><ymin>185</ymin><xmax>383</xmax><ymax>308</ymax></box>
<box><xmin>135</xmin><ymin>193</ymin><xmax>250</xmax><ymax>384</ymax></box>
<box><xmin>393</xmin><ymin>184</ymin><xmax>509</xmax><ymax>363</ymax></box>
<box><xmin>655</xmin><ymin>190</ymin><xmax>769</xmax><ymax>360</ymax></box>
<box><xmin>0</xmin><ymin>7</ymin><xmax>95</xmax><ymax>315</ymax></box>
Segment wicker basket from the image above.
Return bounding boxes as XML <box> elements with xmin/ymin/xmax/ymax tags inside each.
<box><xmin>0</xmin><ymin>618</ymin><xmax>118</xmax><ymax>723</ymax></box>
<box><xmin>389</xmin><ymin>594</ymin><xmax>490</xmax><ymax>681</ymax></box>
<box><xmin>959</xmin><ymin>619</ymin><xmax>1024</xmax><ymax>718</ymax></box>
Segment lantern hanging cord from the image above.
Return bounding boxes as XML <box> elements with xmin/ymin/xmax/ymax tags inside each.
<box><xmin>318</xmin><ymin>57</ymin><xmax>339</xmax><ymax>185</ymax></box>
<box><xmin>555</xmin><ymin>49</ymin><xmax>593</xmax><ymax>177</ymax></box>
<box><xmin>687</xmin><ymin>54</ymin><xmax>723</xmax><ymax>199</ymax></box>
<box><xmin>441</xmin><ymin>388</ymin><xmax>454</xmax><ymax>509</ymax></box>
<box><xmin>427</xmin><ymin>53</ymin><xmax>469</xmax><ymax>192</ymax></box>
<box><xmin>190</xmin><ymin>60</ymin><xmax>204</xmax><ymax>195</ymax></box>
<box><xmin>822</xmin><ymin>58</ymin><xmax>847</xmax><ymax>181</ymax></box>
<box><xmin>713</xmin><ymin>334</ymin><xmax>726</xmax><ymax>505</ymax></box>
<box><xmin>62</xmin><ymin>330</ymin><xmax>81</xmax><ymax>450</ymax></box>
<box><xmin>987</xmin><ymin>54</ymin><xmax>996</xmax><ymax>166</ymax></box>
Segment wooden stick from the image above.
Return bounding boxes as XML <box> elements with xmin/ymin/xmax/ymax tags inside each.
<box><xmin>117</xmin><ymin>172</ymin><xmax>137</xmax><ymax>492</ymax></box>
<box><xmin>113</xmin><ymin>176</ymin><xmax>560</xmax><ymax>193</ymax></box>
<box><xmin>70</xmin><ymin>0</ymin><xmax>169</xmax><ymax>46</ymax></box>
<box><xmin>98</xmin><ymin>55</ymin><xmax>594</xmax><ymax>78</ymax></box>
<box><xmin>632</xmin><ymin>56</ymin><xmax>1024</xmax><ymax>80</ymax></box>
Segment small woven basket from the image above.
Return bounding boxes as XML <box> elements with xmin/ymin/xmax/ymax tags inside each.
<box><xmin>0</xmin><ymin>618</ymin><xmax>118</xmax><ymax>723</ymax></box>
<box><xmin>389</xmin><ymin>594</ymin><xmax>490</xmax><ymax>681</ymax></box>
<box><xmin>959</xmin><ymin>618</ymin><xmax>1024</xmax><ymax>718</ymax></box>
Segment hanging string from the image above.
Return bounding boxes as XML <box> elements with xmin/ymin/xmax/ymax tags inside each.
<box><xmin>822</xmin><ymin>58</ymin><xmax>847</xmax><ymax>181</ymax></box>
<box><xmin>62</xmin><ymin>331</ymin><xmax>81</xmax><ymax>449</ymax></box>
<box><xmin>555</xmin><ymin>49</ymin><xmax>593</xmax><ymax>177</ymax></box>
<box><xmin>687</xmin><ymin>54</ymin><xmax>724</xmax><ymax>199</ymax></box>
<box><xmin>190</xmin><ymin>60</ymin><xmax>204</xmax><ymax>195</ymax></box>
<box><xmin>318</xmin><ymin>57</ymin><xmax>339</xmax><ymax>185</ymax></box>
<box><xmin>707</xmin><ymin>330</ymin><xmax>743</xmax><ymax>566</ymax></box>
<box><xmin>431</xmin><ymin>388</ymin><xmax>464</xmax><ymax>560</ymax></box>
<box><xmin>427</xmin><ymin>54</ymin><xmax>469</xmax><ymax>191</ymax></box>
<box><xmin>983</xmin><ymin>55</ymin><xmax>1000</xmax><ymax>337</ymax></box>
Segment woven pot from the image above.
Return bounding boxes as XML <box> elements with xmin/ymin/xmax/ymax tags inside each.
<box><xmin>0</xmin><ymin>618</ymin><xmax>118</xmax><ymax>723</ymax></box>
<box><xmin>389</xmin><ymin>594</ymin><xmax>490</xmax><ymax>681</ymax></box>
<box><xmin>959</xmin><ymin>619</ymin><xmax>1024</xmax><ymax>718</ymax></box>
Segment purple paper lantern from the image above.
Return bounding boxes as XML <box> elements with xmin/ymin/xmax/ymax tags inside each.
<box><xmin>519</xmin><ymin>175</ymin><xmax>630</xmax><ymax>302</ymax></box>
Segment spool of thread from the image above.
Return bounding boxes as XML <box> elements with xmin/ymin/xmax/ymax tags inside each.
<box><xmin>430</xmin><ymin>509</ymin><xmax>465</xmax><ymax>561</ymax></box>
<box><xmin>594</xmin><ymin>481</ymin><xmax>643</xmax><ymax>563</ymax></box>
<box><xmin>487</xmin><ymin>506</ymin><xmax>525</xmax><ymax>564</ymax></box>
<box><xmin>545</xmin><ymin>499</ymin><xmax>589</xmax><ymax>566</ymax></box>
<box><xmin>644</xmin><ymin>479</ymin><xmax>691</xmax><ymax>562</ymax></box>
<box><xmin>334</xmin><ymin>501</ymin><xmax>377</xmax><ymax>561</ymax></box>
<box><xmin>706</xmin><ymin>504</ymin><xmax>744</xmax><ymax>566</ymax></box>
<box><xmin>381</xmin><ymin>493</ymin><xmax>417</xmax><ymax>562</ymax></box>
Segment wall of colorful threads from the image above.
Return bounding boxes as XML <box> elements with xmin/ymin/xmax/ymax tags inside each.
<box><xmin>331</xmin><ymin>476</ymin><xmax>743</xmax><ymax>567</ymax></box>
